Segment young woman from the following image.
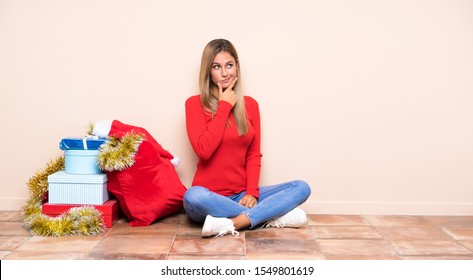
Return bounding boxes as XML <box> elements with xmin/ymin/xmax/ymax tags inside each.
<box><xmin>184</xmin><ymin>39</ymin><xmax>311</xmax><ymax>237</ymax></box>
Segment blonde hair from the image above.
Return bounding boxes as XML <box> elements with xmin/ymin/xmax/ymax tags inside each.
<box><xmin>199</xmin><ymin>39</ymin><xmax>248</xmax><ymax>135</ymax></box>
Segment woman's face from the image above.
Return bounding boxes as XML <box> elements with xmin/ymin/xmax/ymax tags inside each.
<box><xmin>210</xmin><ymin>51</ymin><xmax>238</xmax><ymax>89</ymax></box>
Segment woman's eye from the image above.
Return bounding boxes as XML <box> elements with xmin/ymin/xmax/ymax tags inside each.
<box><xmin>212</xmin><ymin>65</ymin><xmax>220</xmax><ymax>70</ymax></box>
<box><xmin>226</xmin><ymin>64</ymin><xmax>233</xmax><ymax>69</ymax></box>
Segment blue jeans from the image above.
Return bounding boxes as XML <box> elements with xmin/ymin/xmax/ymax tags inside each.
<box><xmin>183</xmin><ymin>180</ymin><xmax>311</xmax><ymax>228</ymax></box>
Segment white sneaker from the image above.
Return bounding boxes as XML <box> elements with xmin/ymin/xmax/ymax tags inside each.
<box><xmin>264</xmin><ymin>207</ymin><xmax>308</xmax><ymax>228</ymax></box>
<box><xmin>201</xmin><ymin>215</ymin><xmax>239</xmax><ymax>237</ymax></box>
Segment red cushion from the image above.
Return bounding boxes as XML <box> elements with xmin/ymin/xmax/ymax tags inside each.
<box><xmin>105</xmin><ymin>120</ymin><xmax>186</xmax><ymax>226</ymax></box>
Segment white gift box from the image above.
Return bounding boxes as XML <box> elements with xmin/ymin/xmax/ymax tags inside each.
<box><xmin>48</xmin><ymin>171</ymin><xmax>109</xmax><ymax>205</ymax></box>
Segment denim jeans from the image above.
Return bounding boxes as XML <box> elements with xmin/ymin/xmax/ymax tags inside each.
<box><xmin>183</xmin><ymin>180</ymin><xmax>311</xmax><ymax>228</ymax></box>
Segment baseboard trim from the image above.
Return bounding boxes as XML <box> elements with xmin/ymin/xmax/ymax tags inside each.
<box><xmin>300</xmin><ymin>201</ymin><xmax>473</xmax><ymax>216</ymax></box>
<box><xmin>0</xmin><ymin>198</ymin><xmax>27</xmax><ymax>211</ymax></box>
<box><xmin>2</xmin><ymin>197</ymin><xmax>473</xmax><ymax>215</ymax></box>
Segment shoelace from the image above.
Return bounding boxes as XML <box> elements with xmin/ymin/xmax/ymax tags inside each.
<box><xmin>215</xmin><ymin>226</ymin><xmax>239</xmax><ymax>237</ymax></box>
<box><xmin>262</xmin><ymin>220</ymin><xmax>285</xmax><ymax>228</ymax></box>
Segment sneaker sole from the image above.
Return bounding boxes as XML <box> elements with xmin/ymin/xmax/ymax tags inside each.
<box><xmin>201</xmin><ymin>215</ymin><xmax>214</xmax><ymax>237</ymax></box>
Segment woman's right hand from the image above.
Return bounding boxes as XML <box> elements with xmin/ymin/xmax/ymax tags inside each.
<box><xmin>217</xmin><ymin>77</ymin><xmax>238</xmax><ymax>107</ymax></box>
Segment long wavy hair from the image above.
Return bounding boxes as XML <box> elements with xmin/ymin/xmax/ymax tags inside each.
<box><xmin>199</xmin><ymin>39</ymin><xmax>248</xmax><ymax>136</ymax></box>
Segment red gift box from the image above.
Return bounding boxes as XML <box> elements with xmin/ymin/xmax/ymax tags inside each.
<box><xmin>41</xmin><ymin>199</ymin><xmax>120</xmax><ymax>228</ymax></box>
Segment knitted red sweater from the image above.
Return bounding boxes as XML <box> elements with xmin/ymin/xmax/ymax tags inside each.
<box><xmin>185</xmin><ymin>95</ymin><xmax>262</xmax><ymax>198</ymax></box>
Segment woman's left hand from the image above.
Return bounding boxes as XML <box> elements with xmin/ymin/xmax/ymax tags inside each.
<box><xmin>238</xmin><ymin>195</ymin><xmax>257</xmax><ymax>208</ymax></box>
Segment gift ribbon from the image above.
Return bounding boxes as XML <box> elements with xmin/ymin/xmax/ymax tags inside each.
<box><xmin>82</xmin><ymin>135</ymin><xmax>99</xmax><ymax>150</ymax></box>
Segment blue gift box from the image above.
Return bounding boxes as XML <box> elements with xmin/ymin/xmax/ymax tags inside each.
<box><xmin>64</xmin><ymin>150</ymin><xmax>103</xmax><ymax>174</ymax></box>
<box><xmin>59</xmin><ymin>137</ymin><xmax>106</xmax><ymax>150</ymax></box>
<box><xmin>59</xmin><ymin>137</ymin><xmax>106</xmax><ymax>174</ymax></box>
<box><xmin>48</xmin><ymin>171</ymin><xmax>109</xmax><ymax>205</ymax></box>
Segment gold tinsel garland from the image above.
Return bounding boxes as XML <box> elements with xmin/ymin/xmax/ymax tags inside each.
<box><xmin>97</xmin><ymin>132</ymin><xmax>144</xmax><ymax>172</ymax></box>
<box><xmin>22</xmin><ymin>157</ymin><xmax>104</xmax><ymax>236</ymax></box>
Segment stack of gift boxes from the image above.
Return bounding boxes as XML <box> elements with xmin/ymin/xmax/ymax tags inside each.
<box><xmin>41</xmin><ymin>137</ymin><xmax>120</xmax><ymax>228</ymax></box>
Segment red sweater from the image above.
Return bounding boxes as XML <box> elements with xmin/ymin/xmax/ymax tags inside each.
<box><xmin>185</xmin><ymin>95</ymin><xmax>262</xmax><ymax>198</ymax></box>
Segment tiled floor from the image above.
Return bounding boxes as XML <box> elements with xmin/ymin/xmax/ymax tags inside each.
<box><xmin>1</xmin><ymin>210</ymin><xmax>473</xmax><ymax>260</ymax></box>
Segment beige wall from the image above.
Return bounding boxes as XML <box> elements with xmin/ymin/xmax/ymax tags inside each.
<box><xmin>1</xmin><ymin>0</ymin><xmax>472</xmax><ymax>214</ymax></box>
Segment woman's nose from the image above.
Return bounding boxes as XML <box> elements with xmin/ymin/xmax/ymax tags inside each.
<box><xmin>221</xmin><ymin>67</ymin><xmax>228</xmax><ymax>77</ymax></box>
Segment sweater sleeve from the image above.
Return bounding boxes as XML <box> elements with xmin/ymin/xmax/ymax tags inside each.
<box><xmin>185</xmin><ymin>96</ymin><xmax>233</xmax><ymax>160</ymax></box>
<box><xmin>245</xmin><ymin>97</ymin><xmax>262</xmax><ymax>199</ymax></box>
